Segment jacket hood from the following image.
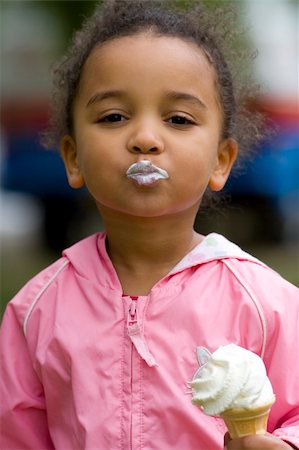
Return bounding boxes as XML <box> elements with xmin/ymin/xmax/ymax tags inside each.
<box><xmin>168</xmin><ymin>233</ymin><xmax>264</xmax><ymax>274</ymax></box>
<box><xmin>62</xmin><ymin>232</ymin><xmax>265</xmax><ymax>289</ymax></box>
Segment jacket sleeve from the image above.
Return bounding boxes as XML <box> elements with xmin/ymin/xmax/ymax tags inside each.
<box><xmin>264</xmin><ymin>275</ymin><xmax>299</xmax><ymax>449</ymax></box>
<box><xmin>230</xmin><ymin>260</ymin><xmax>299</xmax><ymax>449</ymax></box>
<box><xmin>0</xmin><ymin>301</ymin><xmax>54</xmax><ymax>449</ymax></box>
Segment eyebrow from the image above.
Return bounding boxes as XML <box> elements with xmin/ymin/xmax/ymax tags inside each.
<box><xmin>86</xmin><ymin>90</ymin><xmax>125</xmax><ymax>107</ymax></box>
<box><xmin>165</xmin><ymin>91</ymin><xmax>207</xmax><ymax>110</ymax></box>
<box><xmin>86</xmin><ymin>89</ymin><xmax>207</xmax><ymax>110</ymax></box>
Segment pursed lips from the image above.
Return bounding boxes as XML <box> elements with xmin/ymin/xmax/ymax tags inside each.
<box><xmin>126</xmin><ymin>160</ymin><xmax>169</xmax><ymax>186</ymax></box>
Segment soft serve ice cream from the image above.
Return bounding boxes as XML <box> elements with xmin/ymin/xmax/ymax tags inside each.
<box><xmin>191</xmin><ymin>344</ymin><xmax>275</xmax><ymax>416</ymax></box>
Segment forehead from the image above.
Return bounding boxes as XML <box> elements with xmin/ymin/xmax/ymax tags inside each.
<box><xmin>76</xmin><ymin>33</ymin><xmax>219</xmax><ymax>108</ymax></box>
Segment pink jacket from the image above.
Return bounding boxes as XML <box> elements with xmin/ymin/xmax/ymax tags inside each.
<box><xmin>1</xmin><ymin>232</ymin><xmax>299</xmax><ymax>450</ymax></box>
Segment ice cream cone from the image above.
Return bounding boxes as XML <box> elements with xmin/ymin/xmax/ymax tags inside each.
<box><xmin>220</xmin><ymin>400</ymin><xmax>275</xmax><ymax>439</ymax></box>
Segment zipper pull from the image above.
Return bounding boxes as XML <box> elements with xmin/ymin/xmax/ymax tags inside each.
<box><xmin>128</xmin><ymin>300</ymin><xmax>137</xmax><ymax>326</ymax></box>
<box><xmin>127</xmin><ymin>299</ymin><xmax>157</xmax><ymax>367</ymax></box>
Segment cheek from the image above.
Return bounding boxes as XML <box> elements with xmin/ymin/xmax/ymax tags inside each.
<box><xmin>175</xmin><ymin>150</ymin><xmax>216</xmax><ymax>184</ymax></box>
<box><xmin>77</xmin><ymin>141</ymin><xmax>111</xmax><ymax>176</ymax></box>
<box><xmin>78</xmin><ymin>150</ymin><xmax>124</xmax><ymax>200</ymax></box>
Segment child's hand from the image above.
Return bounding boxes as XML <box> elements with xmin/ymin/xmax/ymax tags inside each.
<box><xmin>224</xmin><ymin>432</ymin><xmax>296</xmax><ymax>449</ymax></box>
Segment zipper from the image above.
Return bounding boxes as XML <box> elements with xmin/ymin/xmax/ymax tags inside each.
<box><xmin>123</xmin><ymin>296</ymin><xmax>157</xmax><ymax>449</ymax></box>
<box><xmin>127</xmin><ymin>298</ymin><xmax>157</xmax><ymax>367</ymax></box>
<box><xmin>128</xmin><ymin>298</ymin><xmax>138</xmax><ymax>326</ymax></box>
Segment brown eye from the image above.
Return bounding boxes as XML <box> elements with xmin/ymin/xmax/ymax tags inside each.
<box><xmin>99</xmin><ymin>113</ymin><xmax>126</xmax><ymax>123</ymax></box>
<box><xmin>168</xmin><ymin>115</ymin><xmax>194</xmax><ymax>125</ymax></box>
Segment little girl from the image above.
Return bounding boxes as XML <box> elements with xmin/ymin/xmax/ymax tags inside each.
<box><xmin>1</xmin><ymin>1</ymin><xmax>298</xmax><ymax>449</ymax></box>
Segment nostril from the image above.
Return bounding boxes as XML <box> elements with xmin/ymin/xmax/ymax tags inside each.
<box><xmin>129</xmin><ymin>143</ymin><xmax>163</xmax><ymax>154</ymax></box>
<box><xmin>131</xmin><ymin>146</ymin><xmax>158</xmax><ymax>153</ymax></box>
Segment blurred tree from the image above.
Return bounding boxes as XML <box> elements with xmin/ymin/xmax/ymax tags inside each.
<box><xmin>45</xmin><ymin>1</ymin><xmax>100</xmax><ymax>42</ymax></box>
<box><xmin>1</xmin><ymin>1</ymin><xmax>100</xmax><ymax>49</ymax></box>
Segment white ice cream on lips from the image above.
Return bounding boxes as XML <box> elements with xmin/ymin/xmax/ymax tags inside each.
<box><xmin>126</xmin><ymin>160</ymin><xmax>169</xmax><ymax>186</ymax></box>
<box><xmin>191</xmin><ymin>344</ymin><xmax>275</xmax><ymax>416</ymax></box>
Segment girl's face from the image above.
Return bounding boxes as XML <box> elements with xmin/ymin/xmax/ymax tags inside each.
<box><xmin>61</xmin><ymin>33</ymin><xmax>237</xmax><ymax>219</ymax></box>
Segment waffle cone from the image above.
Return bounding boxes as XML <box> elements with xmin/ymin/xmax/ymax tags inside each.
<box><xmin>220</xmin><ymin>400</ymin><xmax>275</xmax><ymax>438</ymax></box>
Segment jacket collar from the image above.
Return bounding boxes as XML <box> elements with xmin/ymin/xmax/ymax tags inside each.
<box><xmin>168</xmin><ymin>233</ymin><xmax>264</xmax><ymax>276</ymax></box>
<box><xmin>63</xmin><ymin>232</ymin><xmax>265</xmax><ymax>287</ymax></box>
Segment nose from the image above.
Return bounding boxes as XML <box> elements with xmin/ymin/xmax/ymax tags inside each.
<box><xmin>127</xmin><ymin>119</ymin><xmax>164</xmax><ymax>154</ymax></box>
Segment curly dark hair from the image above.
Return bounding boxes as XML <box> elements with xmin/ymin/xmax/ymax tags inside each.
<box><xmin>42</xmin><ymin>0</ymin><xmax>264</xmax><ymax>169</ymax></box>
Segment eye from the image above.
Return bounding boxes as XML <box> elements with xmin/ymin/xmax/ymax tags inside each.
<box><xmin>167</xmin><ymin>115</ymin><xmax>195</xmax><ymax>126</ymax></box>
<box><xmin>98</xmin><ymin>113</ymin><xmax>126</xmax><ymax>123</ymax></box>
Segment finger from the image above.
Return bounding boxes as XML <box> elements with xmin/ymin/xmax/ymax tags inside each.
<box><xmin>224</xmin><ymin>432</ymin><xmax>232</xmax><ymax>447</ymax></box>
<box><xmin>225</xmin><ymin>434</ymin><xmax>294</xmax><ymax>449</ymax></box>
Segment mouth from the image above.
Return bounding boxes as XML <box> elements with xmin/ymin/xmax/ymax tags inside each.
<box><xmin>126</xmin><ymin>160</ymin><xmax>169</xmax><ymax>186</ymax></box>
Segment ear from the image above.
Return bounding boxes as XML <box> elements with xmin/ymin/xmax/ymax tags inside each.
<box><xmin>60</xmin><ymin>135</ymin><xmax>84</xmax><ymax>189</ymax></box>
<box><xmin>208</xmin><ymin>138</ymin><xmax>238</xmax><ymax>191</ymax></box>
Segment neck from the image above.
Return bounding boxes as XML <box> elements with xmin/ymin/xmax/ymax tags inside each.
<box><xmin>97</xmin><ymin>205</ymin><xmax>202</xmax><ymax>294</ymax></box>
